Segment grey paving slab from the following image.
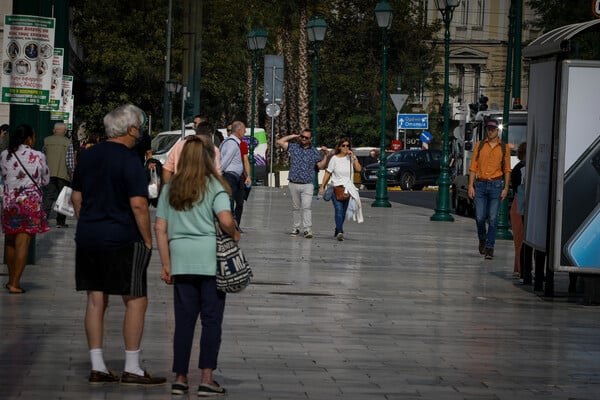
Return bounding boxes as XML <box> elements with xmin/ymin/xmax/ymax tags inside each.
<box><xmin>1</xmin><ymin>187</ymin><xmax>600</xmax><ymax>400</ymax></box>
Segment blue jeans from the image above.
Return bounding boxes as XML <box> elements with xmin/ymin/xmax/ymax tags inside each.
<box><xmin>331</xmin><ymin>194</ymin><xmax>349</xmax><ymax>234</ymax></box>
<box><xmin>474</xmin><ymin>179</ymin><xmax>504</xmax><ymax>249</ymax></box>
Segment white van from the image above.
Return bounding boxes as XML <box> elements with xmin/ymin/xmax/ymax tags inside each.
<box><xmin>150</xmin><ymin>125</ymin><xmax>196</xmax><ymax>165</ymax></box>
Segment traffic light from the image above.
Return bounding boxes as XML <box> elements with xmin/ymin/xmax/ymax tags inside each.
<box><xmin>478</xmin><ymin>95</ymin><xmax>488</xmax><ymax>111</ymax></box>
<box><xmin>465</xmin><ymin>122</ymin><xmax>474</xmax><ymax>141</ymax></box>
<box><xmin>469</xmin><ymin>103</ymin><xmax>479</xmax><ymax>115</ymax></box>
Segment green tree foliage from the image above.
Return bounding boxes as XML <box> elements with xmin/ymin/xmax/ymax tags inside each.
<box><xmin>316</xmin><ymin>0</ymin><xmax>439</xmax><ymax>147</ymax></box>
<box><xmin>70</xmin><ymin>0</ymin><xmax>439</xmax><ymax>147</ymax></box>
<box><xmin>71</xmin><ymin>0</ymin><xmax>181</xmax><ymax>135</ymax></box>
<box><xmin>526</xmin><ymin>0</ymin><xmax>594</xmax><ymax>31</ymax></box>
<box><xmin>526</xmin><ymin>0</ymin><xmax>600</xmax><ymax>60</ymax></box>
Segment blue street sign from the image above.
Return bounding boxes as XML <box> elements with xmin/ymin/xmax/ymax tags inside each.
<box><xmin>420</xmin><ymin>131</ymin><xmax>432</xmax><ymax>143</ymax></box>
<box><xmin>397</xmin><ymin>113</ymin><xmax>429</xmax><ymax>130</ymax></box>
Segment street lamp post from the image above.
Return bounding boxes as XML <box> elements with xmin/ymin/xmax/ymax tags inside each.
<box><xmin>430</xmin><ymin>0</ymin><xmax>460</xmax><ymax>222</ymax></box>
<box><xmin>167</xmin><ymin>80</ymin><xmax>186</xmax><ymax>139</ymax></box>
<box><xmin>372</xmin><ymin>0</ymin><xmax>393</xmax><ymax>208</ymax></box>
<box><xmin>162</xmin><ymin>0</ymin><xmax>173</xmax><ymax>131</ymax></box>
<box><xmin>306</xmin><ymin>16</ymin><xmax>327</xmax><ymax>194</ymax></box>
<box><xmin>247</xmin><ymin>29</ymin><xmax>268</xmax><ymax>185</ymax></box>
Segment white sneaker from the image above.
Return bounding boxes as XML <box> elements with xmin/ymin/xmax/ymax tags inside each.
<box><xmin>303</xmin><ymin>231</ymin><xmax>313</xmax><ymax>239</ymax></box>
<box><xmin>337</xmin><ymin>233</ymin><xmax>344</xmax><ymax>241</ymax></box>
<box><xmin>290</xmin><ymin>228</ymin><xmax>300</xmax><ymax>236</ymax></box>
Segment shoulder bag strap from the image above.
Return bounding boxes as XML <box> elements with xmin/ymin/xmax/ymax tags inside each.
<box><xmin>12</xmin><ymin>151</ymin><xmax>43</xmax><ymax>194</ymax></box>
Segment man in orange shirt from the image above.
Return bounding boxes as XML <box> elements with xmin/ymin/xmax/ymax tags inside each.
<box><xmin>467</xmin><ymin>119</ymin><xmax>511</xmax><ymax>259</ymax></box>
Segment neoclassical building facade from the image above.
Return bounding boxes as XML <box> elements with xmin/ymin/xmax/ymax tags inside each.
<box><xmin>422</xmin><ymin>0</ymin><xmax>542</xmax><ymax>114</ymax></box>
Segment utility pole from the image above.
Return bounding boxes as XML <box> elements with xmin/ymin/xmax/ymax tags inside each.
<box><xmin>162</xmin><ymin>0</ymin><xmax>173</xmax><ymax>131</ymax></box>
<box><xmin>496</xmin><ymin>0</ymin><xmax>518</xmax><ymax>240</ymax></box>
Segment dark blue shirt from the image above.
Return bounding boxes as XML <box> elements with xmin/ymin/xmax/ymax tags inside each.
<box><xmin>287</xmin><ymin>143</ymin><xmax>322</xmax><ymax>183</ymax></box>
<box><xmin>72</xmin><ymin>141</ymin><xmax>148</xmax><ymax>249</ymax></box>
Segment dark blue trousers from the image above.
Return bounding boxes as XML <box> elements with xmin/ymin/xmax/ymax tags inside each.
<box><xmin>172</xmin><ymin>275</ymin><xmax>226</xmax><ymax>374</ymax></box>
<box><xmin>223</xmin><ymin>172</ymin><xmax>241</xmax><ymax>217</ymax></box>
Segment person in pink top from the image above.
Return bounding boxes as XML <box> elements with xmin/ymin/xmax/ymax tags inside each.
<box><xmin>162</xmin><ymin>121</ymin><xmax>221</xmax><ymax>183</ymax></box>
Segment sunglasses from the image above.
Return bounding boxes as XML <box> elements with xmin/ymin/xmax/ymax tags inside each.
<box><xmin>340</xmin><ymin>144</ymin><xmax>350</xmax><ymax>148</ymax></box>
<box><xmin>299</xmin><ymin>135</ymin><xmax>311</xmax><ymax>140</ymax></box>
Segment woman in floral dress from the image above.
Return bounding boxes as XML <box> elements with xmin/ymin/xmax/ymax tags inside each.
<box><xmin>1</xmin><ymin>124</ymin><xmax>49</xmax><ymax>293</ymax></box>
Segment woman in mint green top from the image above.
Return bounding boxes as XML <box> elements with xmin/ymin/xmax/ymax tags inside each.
<box><xmin>155</xmin><ymin>135</ymin><xmax>239</xmax><ymax>396</ymax></box>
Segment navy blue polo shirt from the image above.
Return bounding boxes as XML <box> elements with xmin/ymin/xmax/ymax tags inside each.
<box><xmin>287</xmin><ymin>143</ymin><xmax>322</xmax><ymax>183</ymax></box>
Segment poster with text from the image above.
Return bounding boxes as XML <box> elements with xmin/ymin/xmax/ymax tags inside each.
<box><xmin>51</xmin><ymin>75</ymin><xmax>73</xmax><ymax>122</ymax></box>
<box><xmin>39</xmin><ymin>47</ymin><xmax>63</xmax><ymax>111</ymax></box>
<box><xmin>1</xmin><ymin>15</ymin><xmax>55</xmax><ymax>105</ymax></box>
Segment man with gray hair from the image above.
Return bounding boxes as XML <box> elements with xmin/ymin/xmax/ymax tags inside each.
<box><xmin>219</xmin><ymin>121</ymin><xmax>251</xmax><ymax>220</ymax></box>
<box><xmin>71</xmin><ymin>104</ymin><xmax>166</xmax><ymax>386</ymax></box>
<box><xmin>43</xmin><ymin>122</ymin><xmax>74</xmax><ymax>228</ymax></box>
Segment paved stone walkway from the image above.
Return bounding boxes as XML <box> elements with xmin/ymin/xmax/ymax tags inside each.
<box><xmin>1</xmin><ymin>187</ymin><xmax>598</xmax><ymax>399</ymax></box>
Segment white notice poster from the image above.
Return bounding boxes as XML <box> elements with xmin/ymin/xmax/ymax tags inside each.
<box><xmin>1</xmin><ymin>15</ymin><xmax>56</xmax><ymax>105</ymax></box>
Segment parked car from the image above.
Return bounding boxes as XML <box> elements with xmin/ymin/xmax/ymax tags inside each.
<box><xmin>150</xmin><ymin>125</ymin><xmax>196</xmax><ymax>165</ymax></box>
<box><xmin>361</xmin><ymin>149</ymin><xmax>442</xmax><ymax>190</ymax></box>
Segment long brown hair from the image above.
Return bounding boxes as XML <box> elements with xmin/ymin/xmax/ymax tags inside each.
<box><xmin>168</xmin><ymin>135</ymin><xmax>230</xmax><ymax>211</ymax></box>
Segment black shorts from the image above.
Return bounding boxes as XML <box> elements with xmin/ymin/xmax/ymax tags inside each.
<box><xmin>75</xmin><ymin>241</ymin><xmax>151</xmax><ymax>296</ymax></box>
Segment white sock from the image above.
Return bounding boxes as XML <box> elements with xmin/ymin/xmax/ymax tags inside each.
<box><xmin>124</xmin><ymin>349</ymin><xmax>145</xmax><ymax>376</ymax></box>
<box><xmin>89</xmin><ymin>348</ymin><xmax>108</xmax><ymax>373</ymax></box>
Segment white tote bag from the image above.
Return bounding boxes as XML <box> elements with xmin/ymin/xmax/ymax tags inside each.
<box><xmin>53</xmin><ymin>186</ymin><xmax>75</xmax><ymax>217</ymax></box>
<box><xmin>148</xmin><ymin>168</ymin><xmax>159</xmax><ymax>199</ymax></box>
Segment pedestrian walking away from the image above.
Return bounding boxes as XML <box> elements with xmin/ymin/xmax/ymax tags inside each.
<box><xmin>43</xmin><ymin>122</ymin><xmax>75</xmax><ymax>228</ymax></box>
<box><xmin>71</xmin><ymin>104</ymin><xmax>166</xmax><ymax>386</ymax></box>
<box><xmin>162</xmin><ymin>120</ymin><xmax>222</xmax><ymax>183</ymax></box>
<box><xmin>233</xmin><ymin>125</ymin><xmax>251</xmax><ymax>229</ymax></box>
<box><xmin>277</xmin><ymin>128</ymin><xmax>328</xmax><ymax>238</ymax></box>
<box><xmin>318</xmin><ymin>137</ymin><xmax>363</xmax><ymax>241</ymax></box>
<box><xmin>467</xmin><ymin>119</ymin><xmax>511</xmax><ymax>260</ymax></box>
<box><xmin>1</xmin><ymin>124</ymin><xmax>50</xmax><ymax>294</ymax></box>
<box><xmin>155</xmin><ymin>135</ymin><xmax>238</xmax><ymax>397</ymax></box>
<box><xmin>219</xmin><ymin>121</ymin><xmax>250</xmax><ymax>222</ymax></box>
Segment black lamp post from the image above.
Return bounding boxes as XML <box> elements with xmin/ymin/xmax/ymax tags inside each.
<box><xmin>306</xmin><ymin>15</ymin><xmax>327</xmax><ymax>194</ymax></box>
<box><xmin>430</xmin><ymin>0</ymin><xmax>460</xmax><ymax>222</ymax></box>
<box><xmin>372</xmin><ymin>0</ymin><xmax>393</xmax><ymax>208</ymax></box>
<box><xmin>247</xmin><ymin>28</ymin><xmax>268</xmax><ymax>185</ymax></box>
<box><xmin>167</xmin><ymin>80</ymin><xmax>187</xmax><ymax>139</ymax></box>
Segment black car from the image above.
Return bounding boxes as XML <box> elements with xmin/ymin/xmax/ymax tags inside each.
<box><xmin>361</xmin><ymin>149</ymin><xmax>442</xmax><ymax>190</ymax></box>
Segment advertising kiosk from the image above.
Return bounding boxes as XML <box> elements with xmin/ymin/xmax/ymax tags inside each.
<box><xmin>522</xmin><ymin>20</ymin><xmax>600</xmax><ymax>300</ymax></box>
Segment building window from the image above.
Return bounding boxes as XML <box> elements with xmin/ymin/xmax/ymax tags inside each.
<box><xmin>460</xmin><ymin>0</ymin><xmax>469</xmax><ymax>26</ymax></box>
<box><xmin>457</xmin><ymin>0</ymin><xmax>485</xmax><ymax>29</ymax></box>
<box><xmin>457</xmin><ymin>64</ymin><xmax>465</xmax><ymax>100</ymax></box>
<box><xmin>474</xmin><ymin>0</ymin><xmax>485</xmax><ymax>29</ymax></box>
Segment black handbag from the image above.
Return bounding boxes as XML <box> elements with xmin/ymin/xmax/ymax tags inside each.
<box><xmin>214</xmin><ymin>218</ymin><xmax>252</xmax><ymax>293</ymax></box>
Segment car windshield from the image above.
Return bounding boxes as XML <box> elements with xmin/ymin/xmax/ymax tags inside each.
<box><xmin>388</xmin><ymin>152</ymin><xmax>412</xmax><ymax>163</ymax></box>
<box><xmin>152</xmin><ymin>135</ymin><xmax>180</xmax><ymax>154</ymax></box>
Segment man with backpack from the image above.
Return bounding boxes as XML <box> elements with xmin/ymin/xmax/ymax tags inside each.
<box><xmin>467</xmin><ymin>119</ymin><xmax>511</xmax><ymax>260</ymax></box>
<box><xmin>220</xmin><ymin>121</ymin><xmax>251</xmax><ymax>223</ymax></box>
